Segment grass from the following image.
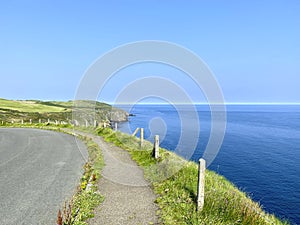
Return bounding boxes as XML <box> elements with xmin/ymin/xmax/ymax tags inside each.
<box><xmin>0</xmin><ymin>98</ymin><xmax>112</xmax><ymax>112</ymax></box>
<box><xmin>0</xmin><ymin>98</ymin><xmax>127</xmax><ymax>124</ymax></box>
<box><xmin>66</xmin><ymin>135</ymin><xmax>105</xmax><ymax>225</ymax></box>
<box><xmin>0</xmin><ymin>98</ymin><xmax>70</xmax><ymax>112</ymax></box>
<box><xmin>96</xmin><ymin>127</ymin><xmax>290</xmax><ymax>225</ymax></box>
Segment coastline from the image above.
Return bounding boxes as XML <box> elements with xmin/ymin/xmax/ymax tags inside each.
<box><xmin>116</xmin><ymin>104</ymin><xmax>299</xmax><ymax>224</ymax></box>
<box><xmin>96</xmin><ymin>127</ymin><xmax>289</xmax><ymax>224</ymax></box>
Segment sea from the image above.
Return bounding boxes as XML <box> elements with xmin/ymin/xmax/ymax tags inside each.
<box><xmin>117</xmin><ymin>104</ymin><xmax>300</xmax><ymax>224</ymax></box>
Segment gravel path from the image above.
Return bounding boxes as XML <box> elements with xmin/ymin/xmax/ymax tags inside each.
<box><xmin>71</xmin><ymin>131</ymin><xmax>159</xmax><ymax>225</ymax></box>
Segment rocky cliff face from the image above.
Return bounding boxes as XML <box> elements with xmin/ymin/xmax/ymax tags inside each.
<box><xmin>110</xmin><ymin>109</ymin><xmax>129</xmax><ymax>122</ymax></box>
<box><xmin>72</xmin><ymin>103</ymin><xmax>128</xmax><ymax>126</ymax></box>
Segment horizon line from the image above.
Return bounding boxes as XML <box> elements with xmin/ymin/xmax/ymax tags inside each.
<box><xmin>110</xmin><ymin>102</ymin><xmax>300</xmax><ymax>105</ymax></box>
<box><xmin>2</xmin><ymin>98</ymin><xmax>300</xmax><ymax>105</ymax></box>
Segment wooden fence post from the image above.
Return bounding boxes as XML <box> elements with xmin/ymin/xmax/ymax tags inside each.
<box><xmin>21</xmin><ymin>119</ymin><xmax>24</xmax><ymax>124</ymax></box>
<box><xmin>39</xmin><ymin>119</ymin><xmax>41</xmax><ymax>124</ymax></box>
<box><xmin>152</xmin><ymin>135</ymin><xmax>160</xmax><ymax>158</ymax></box>
<box><xmin>29</xmin><ymin>119</ymin><xmax>32</xmax><ymax>124</ymax></box>
<box><xmin>94</xmin><ymin>120</ymin><xmax>97</xmax><ymax>128</ymax></box>
<box><xmin>140</xmin><ymin>128</ymin><xmax>144</xmax><ymax>147</ymax></box>
<box><xmin>197</xmin><ymin>158</ymin><xmax>206</xmax><ymax>211</ymax></box>
<box><xmin>132</xmin><ymin>128</ymin><xmax>140</xmax><ymax>137</ymax></box>
<box><xmin>114</xmin><ymin>122</ymin><xmax>118</xmax><ymax>131</ymax></box>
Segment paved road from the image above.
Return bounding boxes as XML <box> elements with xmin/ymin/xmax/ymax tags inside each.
<box><xmin>0</xmin><ymin>128</ymin><xmax>87</xmax><ymax>225</ymax></box>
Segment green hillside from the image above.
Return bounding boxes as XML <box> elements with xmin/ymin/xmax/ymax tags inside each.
<box><xmin>0</xmin><ymin>98</ymin><xmax>127</xmax><ymax>124</ymax></box>
<box><xmin>0</xmin><ymin>98</ymin><xmax>71</xmax><ymax>112</ymax></box>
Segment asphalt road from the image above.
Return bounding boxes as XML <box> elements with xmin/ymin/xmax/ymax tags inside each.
<box><xmin>0</xmin><ymin>128</ymin><xmax>88</xmax><ymax>225</ymax></box>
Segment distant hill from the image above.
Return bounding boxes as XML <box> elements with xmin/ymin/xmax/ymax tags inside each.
<box><xmin>0</xmin><ymin>98</ymin><xmax>128</xmax><ymax>125</ymax></box>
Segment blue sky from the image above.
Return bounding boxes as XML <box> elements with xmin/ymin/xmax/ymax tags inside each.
<box><xmin>0</xmin><ymin>1</ymin><xmax>299</xmax><ymax>103</ymax></box>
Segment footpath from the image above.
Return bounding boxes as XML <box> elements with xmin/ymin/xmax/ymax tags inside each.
<box><xmin>72</xmin><ymin>130</ymin><xmax>159</xmax><ymax>225</ymax></box>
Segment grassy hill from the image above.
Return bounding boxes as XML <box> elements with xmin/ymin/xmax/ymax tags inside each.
<box><xmin>0</xmin><ymin>98</ymin><xmax>127</xmax><ymax>124</ymax></box>
<box><xmin>0</xmin><ymin>98</ymin><xmax>71</xmax><ymax>112</ymax></box>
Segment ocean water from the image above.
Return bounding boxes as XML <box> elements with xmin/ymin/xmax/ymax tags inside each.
<box><xmin>117</xmin><ymin>104</ymin><xmax>300</xmax><ymax>224</ymax></box>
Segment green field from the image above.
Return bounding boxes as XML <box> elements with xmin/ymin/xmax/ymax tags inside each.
<box><xmin>0</xmin><ymin>98</ymin><xmax>127</xmax><ymax>124</ymax></box>
<box><xmin>0</xmin><ymin>98</ymin><xmax>71</xmax><ymax>112</ymax></box>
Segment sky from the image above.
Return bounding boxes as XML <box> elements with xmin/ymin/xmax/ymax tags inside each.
<box><xmin>0</xmin><ymin>0</ymin><xmax>299</xmax><ymax>104</ymax></box>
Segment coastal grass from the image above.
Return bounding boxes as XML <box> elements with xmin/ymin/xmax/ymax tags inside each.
<box><xmin>97</xmin><ymin>127</ymin><xmax>289</xmax><ymax>225</ymax></box>
<box><xmin>0</xmin><ymin>98</ymin><xmax>119</xmax><ymax>124</ymax></box>
<box><xmin>0</xmin><ymin>98</ymin><xmax>113</xmax><ymax>113</ymax></box>
<box><xmin>68</xmin><ymin>135</ymin><xmax>105</xmax><ymax>225</ymax></box>
<box><xmin>0</xmin><ymin>98</ymin><xmax>71</xmax><ymax>112</ymax></box>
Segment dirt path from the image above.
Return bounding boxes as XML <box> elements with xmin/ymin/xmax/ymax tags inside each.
<box><xmin>71</xmin><ymin>131</ymin><xmax>159</xmax><ymax>225</ymax></box>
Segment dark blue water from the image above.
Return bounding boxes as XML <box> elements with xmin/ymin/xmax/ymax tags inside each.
<box><xmin>117</xmin><ymin>104</ymin><xmax>300</xmax><ymax>224</ymax></box>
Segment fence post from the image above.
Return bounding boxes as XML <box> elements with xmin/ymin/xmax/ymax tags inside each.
<box><xmin>94</xmin><ymin>120</ymin><xmax>97</xmax><ymax>128</ymax></box>
<box><xmin>132</xmin><ymin>128</ymin><xmax>140</xmax><ymax>137</ymax></box>
<box><xmin>140</xmin><ymin>128</ymin><xmax>144</xmax><ymax>148</ymax></box>
<box><xmin>114</xmin><ymin>122</ymin><xmax>118</xmax><ymax>131</ymax></box>
<box><xmin>39</xmin><ymin>119</ymin><xmax>41</xmax><ymax>124</ymax></box>
<box><xmin>197</xmin><ymin>158</ymin><xmax>206</xmax><ymax>211</ymax></box>
<box><xmin>29</xmin><ymin>119</ymin><xmax>32</xmax><ymax>124</ymax></box>
<box><xmin>48</xmin><ymin>118</ymin><xmax>50</xmax><ymax>123</ymax></box>
<box><xmin>152</xmin><ymin>135</ymin><xmax>160</xmax><ymax>158</ymax></box>
<box><xmin>21</xmin><ymin>119</ymin><xmax>24</xmax><ymax>124</ymax></box>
